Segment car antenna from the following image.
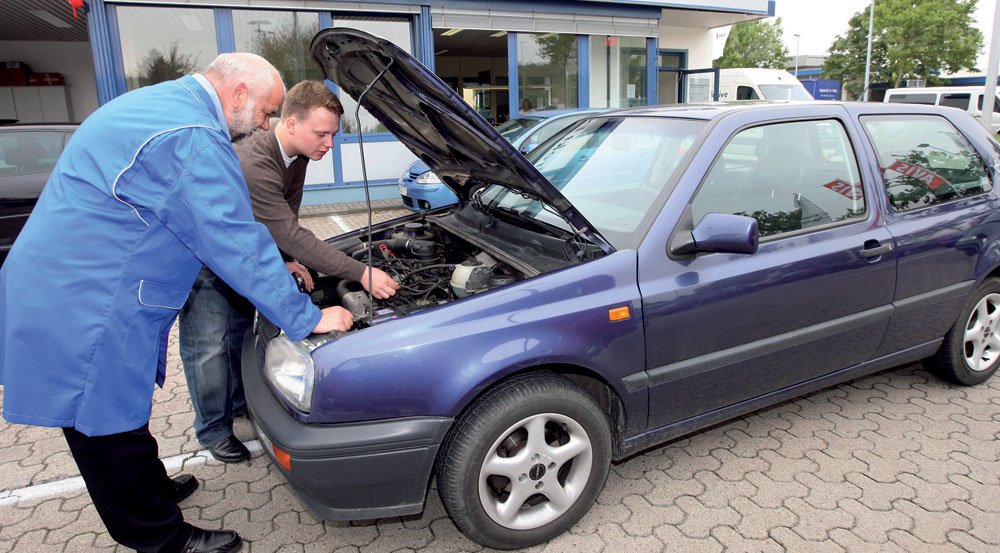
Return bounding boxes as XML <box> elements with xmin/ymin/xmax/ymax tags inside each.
<box><xmin>354</xmin><ymin>55</ymin><xmax>395</xmax><ymax>316</ymax></box>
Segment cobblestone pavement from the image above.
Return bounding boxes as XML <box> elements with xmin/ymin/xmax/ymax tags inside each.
<box><xmin>2</xmin><ymin>204</ymin><xmax>999</xmax><ymax>552</ymax></box>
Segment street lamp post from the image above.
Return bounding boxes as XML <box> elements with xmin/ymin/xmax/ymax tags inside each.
<box><xmin>793</xmin><ymin>33</ymin><xmax>800</xmax><ymax>77</ymax></box>
<box><xmin>863</xmin><ymin>0</ymin><xmax>874</xmax><ymax>101</ymax></box>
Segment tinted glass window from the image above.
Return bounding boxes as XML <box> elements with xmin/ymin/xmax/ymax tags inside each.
<box><xmin>521</xmin><ymin>115</ymin><xmax>584</xmax><ymax>149</ymax></box>
<box><xmin>520</xmin><ymin>33</ymin><xmax>579</xmax><ymax>111</ymax></box>
<box><xmin>886</xmin><ymin>93</ymin><xmax>936</xmax><ymax>105</ymax></box>
<box><xmin>494</xmin><ymin>117</ymin><xmax>703</xmax><ymax>249</ymax></box>
<box><xmin>940</xmin><ymin>93</ymin><xmax>971</xmax><ymax>109</ymax></box>
<box><xmin>736</xmin><ymin>86</ymin><xmax>760</xmax><ymax>100</ymax></box>
<box><xmin>976</xmin><ymin>94</ymin><xmax>1000</xmax><ymax>113</ymax></box>
<box><xmin>116</xmin><ymin>6</ymin><xmax>217</xmax><ymax>91</ymax></box>
<box><xmin>333</xmin><ymin>17</ymin><xmax>411</xmax><ymax>134</ymax></box>
<box><xmin>862</xmin><ymin>115</ymin><xmax>992</xmax><ymax>211</ymax></box>
<box><xmin>233</xmin><ymin>11</ymin><xmax>322</xmax><ymax>87</ymax></box>
<box><xmin>496</xmin><ymin>117</ymin><xmax>543</xmax><ymax>142</ymax></box>
<box><xmin>0</xmin><ymin>131</ymin><xmax>66</xmax><ymax>176</ymax></box>
<box><xmin>692</xmin><ymin>120</ymin><xmax>865</xmax><ymax>238</ymax></box>
<box><xmin>758</xmin><ymin>84</ymin><xmax>812</xmax><ymax>101</ymax></box>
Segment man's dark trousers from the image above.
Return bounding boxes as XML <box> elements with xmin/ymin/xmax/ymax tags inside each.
<box><xmin>62</xmin><ymin>424</ymin><xmax>194</xmax><ymax>553</ymax></box>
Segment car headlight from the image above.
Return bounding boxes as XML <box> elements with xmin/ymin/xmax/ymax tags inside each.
<box><xmin>264</xmin><ymin>333</ymin><xmax>315</xmax><ymax>412</ymax></box>
<box><xmin>415</xmin><ymin>170</ymin><xmax>442</xmax><ymax>184</ymax></box>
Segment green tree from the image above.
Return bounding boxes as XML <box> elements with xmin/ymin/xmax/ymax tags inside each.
<box><xmin>137</xmin><ymin>42</ymin><xmax>197</xmax><ymax>88</ymax></box>
<box><xmin>824</xmin><ymin>0</ymin><xmax>982</xmax><ymax>98</ymax></box>
<box><xmin>714</xmin><ymin>18</ymin><xmax>790</xmax><ymax>69</ymax></box>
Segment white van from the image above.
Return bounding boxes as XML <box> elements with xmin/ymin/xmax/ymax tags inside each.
<box><xmin>883</xmin><ymin>86</ymin><xmax>1000</xmax><ymax>133</ymax></box>
<box><xmin>717</xmin><ymin>68</ymin><xmax>813</xmax><ymax>102</ymax></box>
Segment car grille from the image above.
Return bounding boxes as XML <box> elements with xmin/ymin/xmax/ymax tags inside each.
<box><xmin>402</xmin><ymin>196</ymin><xmax>414</xmax><ymax>207</ymax></box>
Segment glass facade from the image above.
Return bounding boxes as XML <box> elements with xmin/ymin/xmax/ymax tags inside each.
<box><xmin>117</xmin><ymin>6</ymin><xmax>217</xmax><ymax>91</ymax></box>
<box><xmin>333</xmin><ymin>17</ymin><xmax>413</xmax><ymax>134</ymax></box>
<box><xmin>233</xmin><ymin>11</ymin><xmax>322</xmax><ymax>89</ymax></box>
<box><xmin>517</xmin><ymin>33</ymin><xmax>578</xmax><ymax>111</ymax></box>
<box><xmin>589</xmin><ymin>36</ymin><xmax>647</xmax><ymax>108</ymax></box>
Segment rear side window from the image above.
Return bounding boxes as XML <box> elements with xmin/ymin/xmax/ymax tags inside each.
<box><xmin>0</xmin><ymin>131</ymin><xmax>65</xmax><ymax>176</ymax></box>
<box><xmin>886</xmin><ymin>93</ymin><xmax>936</xmax><ymax>105</ymax></box>
<box><xmin>861</xmin><ymin>115</ymin><xmax>992</xmax><ymax>211</ymax></box>
<box><xmin>691</xmin><ymin>119</ymin><xmax>865</xmax><ymax>238</ymax></box>
<box><xmin>940</xmin><ymin>93</ymin><xmax>971</xmax><ymax>109</ymax></box>
<box><xmin>976</xmin><ymin>94</ymin><xmax>1000</xmax><ymax>113</ymax></box>
<box><xmin>736</xmin><ymin>86</ymin><xmax>760</xmax><ymax>100</ymax></box>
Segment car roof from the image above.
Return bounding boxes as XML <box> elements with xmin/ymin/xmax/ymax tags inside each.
<box><xmin>581</xmin><ymin>100</ymin><xmax>969</xmax><ymax>122</ymax></box>
<box><xmin>518</xmin><ymin>108</ymin><xmax>605</xmax><ymax>120</ymax></box>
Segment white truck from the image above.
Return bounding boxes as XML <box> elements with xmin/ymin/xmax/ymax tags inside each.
<box><xmin>717</xmin><ymin>68</ymin><xmax>813</xmax><ymax>102</ymax></box>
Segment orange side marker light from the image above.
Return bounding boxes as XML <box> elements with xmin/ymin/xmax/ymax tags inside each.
<box><xmin>608</xmin><ymin>306</ymin><xmax>631</xmax><ymax>322</ymax></box>
<box><xmin>273</xmin><ymin>444</ymin><xmax>292</xmax><ymax>472</ymax></box>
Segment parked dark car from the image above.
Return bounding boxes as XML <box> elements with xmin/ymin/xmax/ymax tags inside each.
<box><xmin>244</xmin><ymin>28</ymin><xmax>1000</xmax><ymax>550</ymax></box>
<box><xmin>0</xmin><ymin>123</ymin><xmax>76</xmax><ymax>266</ymax></box>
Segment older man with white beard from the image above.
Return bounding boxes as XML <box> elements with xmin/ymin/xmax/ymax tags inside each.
<box><xmin>0</xmin><ymin>53</ymin><xmax>353</xmax><ymax>553</ymax></box>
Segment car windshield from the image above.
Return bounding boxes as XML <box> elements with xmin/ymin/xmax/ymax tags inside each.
<box><xmin>758</xmin><ymin>84</ymin><xmax>813</xmax><ymax>101</ymax></box>
<box><xmin>482</xmin><ymin>116</ymin><xmax>704</xmax><ymax>249</ymax></box>
<box><xmin>496</xmin><ymin>117</ymin><xmax>543</xmax><ymax>142</ymax></box>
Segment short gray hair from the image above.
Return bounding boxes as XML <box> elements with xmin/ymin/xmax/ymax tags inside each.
<box><xmin>204</xmin><ymin>52</ymin><xmax>283</xmax><ymax>96</ymax></box>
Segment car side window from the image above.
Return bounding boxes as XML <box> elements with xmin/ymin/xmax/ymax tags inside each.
<box><xmin>886</xmin><ymin>93</ymin><xmax>937</xmax><ymax>105</ymax></box>
<box><xmin>0</xmin><ymin>131</ymin><xmax>65</xmax><ymax>176</ymax></box>
<box><xmin>861</xmin><ymin>115</ymin><xmax>993</xmax><ymax>212</ymax></box>
<box><xmin>691</xmin><ymin>119</ymin><xmax>865</xmax><ymax>238</ymax></box>
<box><xmin>940</xmin><ymin>93</ymin><xmax>971</xmax><ymax>109</ymax></box>
<box><xmin>736</xmin><ymin>86</ymin><xmax>760</xmax><ymax>101</ymax></box>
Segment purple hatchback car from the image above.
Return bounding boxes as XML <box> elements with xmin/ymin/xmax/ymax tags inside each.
<box><xmin>244</xmin><ymin>28</ymin><xmax>1000</xmax><ymax>549</ymax></box>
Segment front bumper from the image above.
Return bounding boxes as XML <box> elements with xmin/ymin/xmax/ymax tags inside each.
<box><xmin>242</xmin><ymin>331</ymin><xmax>453</xmax><ymax>520</ymax></box>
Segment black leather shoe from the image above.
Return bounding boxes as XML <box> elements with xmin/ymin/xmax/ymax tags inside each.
<box><xmin>182</xmin><ymin>527</ymin><xmax>242</xmax><ymax>553</ymax></box>
<box><xmin>169</xmin><ymin>473</ymin><xmax>199</xmax><ymax>503</ymax></box>
<box><xmin>208</xmin><ymin>435</ymin><xmax>250</xmax><ymax>463</ymax></box>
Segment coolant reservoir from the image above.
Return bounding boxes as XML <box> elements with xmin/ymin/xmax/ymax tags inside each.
<box><xmin>450</xmin><ymin>259</ymin><xmax>491</xmax><ymax>298</ymax></box>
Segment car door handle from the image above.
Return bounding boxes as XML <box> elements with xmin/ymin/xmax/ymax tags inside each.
<box><xmin>859</xmin><ymin>243</ymin><xmax>893</xmax><ymax>258</ymax></box>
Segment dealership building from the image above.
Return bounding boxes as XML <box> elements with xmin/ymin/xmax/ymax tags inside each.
<box><xmin>1</xmin><ymin>0</ymin><xmax>772</xmax><ymax>203</ymax></box>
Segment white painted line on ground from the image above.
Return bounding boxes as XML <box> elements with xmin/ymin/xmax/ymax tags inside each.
<box><xmin>0</xmin><ymin>439</ymin><xmax>264</xmax><ymax>507</ymax></box>
<box><xmin>329</xmin><ymin>215</ymin><xmax>351</xmax><ymax>232</ymax></box>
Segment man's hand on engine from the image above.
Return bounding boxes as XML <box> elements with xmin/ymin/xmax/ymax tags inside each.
<box><xmin>361</xmin><ymin>267</ymin><xmax>400</xmax><ymax>299</ymax></box>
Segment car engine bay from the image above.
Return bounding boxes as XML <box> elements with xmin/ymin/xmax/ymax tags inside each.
<box><xmin>308</xmin><ymin>217</ymin><xmax>534</xmax><ymax>331</ymax></box>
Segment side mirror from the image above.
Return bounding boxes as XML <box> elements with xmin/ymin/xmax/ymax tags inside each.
<box><xmin>670</xmin><ymin>213</ymin><xmax>759</xmax><ymax>256</ymax></box>
<box><xmin>519</xmin><ymin>142</ymin><xmax>539</xmax><ymax>155</ymax></box>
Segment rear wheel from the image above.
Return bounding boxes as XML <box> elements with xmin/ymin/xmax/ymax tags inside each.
<box><xmin>929</xmin><ymin>277</ymin><xmax>1000</xmax><ymax>385</ymax></box>
<box><xmin>436</xmin><ymin>372</ymin><xmax>612</xmax><ymax>549</ymax></box>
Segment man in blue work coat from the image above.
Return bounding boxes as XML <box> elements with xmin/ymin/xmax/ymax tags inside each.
<box><xmin>0</xmin><ymin>53</ymin><xmax>351</xmax><ymax>553</ymax></box>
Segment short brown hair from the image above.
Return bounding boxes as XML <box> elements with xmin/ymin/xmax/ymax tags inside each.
<box><xmin>281</xmin><ymin>80</ymin><xmax>344</xmax><ymax>120</ymax></box>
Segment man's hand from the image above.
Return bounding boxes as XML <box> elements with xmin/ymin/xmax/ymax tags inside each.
<box><xmin>312</xmin><ymin>306</ymin><xmax>353</xmax><ymax>333</ymax></box>
<box><xmin>286</xmin><ymin>261</ymin><xmax>314</xmax><ymax>292</ymax></box>
<box><xmin>360</xmin><ymin>267</ymin><xmax>400</xmax><ymax>299</ymax></box>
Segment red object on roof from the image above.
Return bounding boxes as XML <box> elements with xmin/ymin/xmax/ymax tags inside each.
<box><xmin>68</xmin><ymin>0</ymin><xmax>84</xmax><ymax>20</ymax></box>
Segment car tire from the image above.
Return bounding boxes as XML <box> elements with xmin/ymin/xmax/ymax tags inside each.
<box><xmin>435</xmin><ymin>371</ymin><xmax>612</xmax><ymax>550</ymax></box>
<box><xmin>928</xmin><ymin>277</ymin><xmax>1000</xmax><ymax>385</ymax></box>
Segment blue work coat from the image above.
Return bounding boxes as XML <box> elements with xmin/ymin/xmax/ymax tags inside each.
<box><xmin>0</xmin><ymin>75</ymin><xmax>321</xmax><ymax>436</ymax></box>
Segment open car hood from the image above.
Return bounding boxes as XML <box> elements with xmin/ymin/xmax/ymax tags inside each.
<box><xmin>311</xmin><ymin>28</ymin><xmax>610</xmax><ymax>250</ymax></box>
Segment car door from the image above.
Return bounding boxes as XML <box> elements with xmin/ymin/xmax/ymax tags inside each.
<box><xmin>638</xmin><ymin>106</ymin><xmax>897</xmax><ymax>428</ymax></box>
<box><xmin>851</xmin><ymin>108</ymin><xmax>1000</xmax><ymax>357</ymax></box>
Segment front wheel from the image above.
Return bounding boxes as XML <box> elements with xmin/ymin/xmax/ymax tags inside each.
<box><xmin>928</xmin><ymin>277</ymin><xmax>1000</xmax><ymax>385</ymax></box>
<box><xmin>436</xmin><ymin>372</ymin><xmax>612</xmax><ymax>550</ymax></box>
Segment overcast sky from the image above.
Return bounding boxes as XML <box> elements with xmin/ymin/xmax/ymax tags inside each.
<box><xmin>766</xmin><ymin>0</ymin><xmax>997</xmax><ymax>72</ymax></box>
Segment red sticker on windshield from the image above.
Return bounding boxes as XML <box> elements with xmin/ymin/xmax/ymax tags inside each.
<box><xmin>886</xmin><ymin>160</ymin><xmax>950</xmax><ymax>190</ymax></box>
<box><xmin>822</xmin><ymin>179</ymin><xmax>863</xmax><ymax>200</ymax></box>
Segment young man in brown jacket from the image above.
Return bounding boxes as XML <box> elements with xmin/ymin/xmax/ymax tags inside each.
<box><xmin>178</xmin><ymin>81</ymin><xmax>399</xmax><ymax>463</ymax></box>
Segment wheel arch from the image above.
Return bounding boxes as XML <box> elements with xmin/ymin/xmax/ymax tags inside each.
<box><xmin>437</xmin><ymin>364</ymin><xmax>629</xmax><ymax>471</ymax></box>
